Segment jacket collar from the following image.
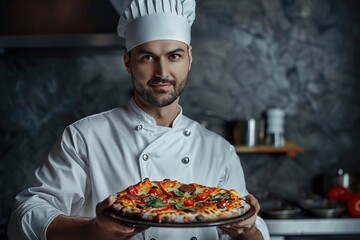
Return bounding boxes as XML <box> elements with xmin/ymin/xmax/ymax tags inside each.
<box><xmin>127</xmin><ymin>97</ymin><xmax>183</xmax><ymax>128</ymax></box>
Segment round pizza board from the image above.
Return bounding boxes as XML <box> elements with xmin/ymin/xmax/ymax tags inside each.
<box><xmin>104</xmin><ymin>204</ymin><xmax>256</xmax><ymax>228</ymax></box>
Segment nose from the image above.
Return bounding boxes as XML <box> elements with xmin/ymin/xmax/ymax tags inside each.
<box><xmin>155</xmin><ymin>58</ymin><xmax>170</xmax><ymax>79</ymax></box>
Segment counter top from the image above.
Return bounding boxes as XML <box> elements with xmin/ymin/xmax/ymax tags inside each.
<box><xmin>265</xmin><ymin>218</ymin><xmax>360</xmax><ymax>235</ymax></box>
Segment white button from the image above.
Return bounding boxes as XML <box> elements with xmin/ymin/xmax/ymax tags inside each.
<box><xmin>181</xmin><ymin>157</ymin><xmax>190</xmax><ymax>164</ymax></box>
<box><xmin>136</xmin><ymin>124</ymin><xmax>143</xmax><ymax>131</ymax></box>
<box><xmin>183</xmin><ymin>129</ymin><xmax>191</xmax><ymax>136</ymax></box>
<box><xmin>142</xmin><ymin>154</ymin><xmax>149</xmax><ymax>161</ymax></box>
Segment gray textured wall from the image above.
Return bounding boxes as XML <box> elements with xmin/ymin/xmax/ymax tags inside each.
<box><xmin>1</xmin><ymin>0</ymin><xmax>360</xmax><ymax>238</ymax></box>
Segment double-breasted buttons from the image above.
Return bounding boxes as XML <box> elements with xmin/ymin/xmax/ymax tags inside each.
<box><xmin>183</xmin><ymin>129</ymin><xmax>191</xmax><ymax>136</ymax></box>
<box><xmin>181</xmin><ymin>157</ymin><xmax>190</xmax><ymax>164</ymax></box>
<box><xmin>142</xmin><ymin>154</ymin><xmax>149</xmax><ymax>161</ymax></box>
<box><xmin>136</xmin><ymin>124</ymin><xmax>143</xmax><ymax>131</ymax></box>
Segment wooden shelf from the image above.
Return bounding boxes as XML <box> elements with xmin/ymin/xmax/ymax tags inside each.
<box><xmin>235</xmin><ymin>141</ymin><xmax>304</xmax><ymax>157</ymax></box>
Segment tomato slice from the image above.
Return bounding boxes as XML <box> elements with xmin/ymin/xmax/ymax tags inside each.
<box><xmin>203</xmin><ymin>188</ymin><xmax>215</xmax><ymax>194</ymax></box>
<box><xmin>216</xmin><ymin>200</ymin><xmax>227</xmax><ymax>209</ymax></box>
<box><xmin>196</xmin><ymin>193</ymin><xmax>208</xmax><ymax>201</ymax></box>
<box><xmin>148</xmin><ymin>188</ymin><xmax>159</xmax><ymax>196</ymax></box>
<box><xmin>127</xmin><ymin>185</ymin><xmax>138</xmax><ymax>195</ymax></box>
<box><xmin>183</xmin><ymin>199</ymin><xmax>195</xmax><ymax>207</ymax></box>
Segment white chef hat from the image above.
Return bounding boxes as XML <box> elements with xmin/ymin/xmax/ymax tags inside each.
<box><xmin>118</xmin><ymin>0</ymin><xmax>196</xmax><ymax>51</ymax></box>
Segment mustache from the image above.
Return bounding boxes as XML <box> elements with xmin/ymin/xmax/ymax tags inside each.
<box><xmin>148</xmin><ymin>77</ymin><xmax>176</xmax><ymax>85</ymax></box>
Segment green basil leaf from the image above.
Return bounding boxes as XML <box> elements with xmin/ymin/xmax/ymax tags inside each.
<box><xmin>174</xmin><ymin>202</ymin><xmax>186</xmax><ymax>210</ymax></box>
<box><xmin>214</xmin><ymin>197</ymin><xmax>224</xmax><ymax>202</ymax></box>
<box><xmin>174</xmin><ymin>189</ymin><xmax>184</xmax><ymax>197</ymax></box>
<box><xmin>146</xmin><ymin>199</ymin><xmax>166</xmax><ymax>208</ymax></box>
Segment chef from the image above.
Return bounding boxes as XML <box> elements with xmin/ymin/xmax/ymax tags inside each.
<box><xmin>8</xmin><ymin>0</ymin><xmax>269</xmax><ymax>239</ymax></box>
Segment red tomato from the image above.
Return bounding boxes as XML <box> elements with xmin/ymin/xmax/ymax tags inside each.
<box><xmin>196</xmin><ymin>193</ymin><xmax>208</xmax><ymax>201</ymax></box>
<box><xmin>183</xmin><ymin>199</ymin><xmax>195</xmax><ymax>207</ymax></box>
<box><xmin>127</xmin><ymin>185</ymin><xmax>138</xmax><ymax>195</ymax></box>
<box><xmin>148</xmin><ymin>188</ymin><xmax>159</xmax><ymax>196</ymax></box>
<box><xmin>347</xmin><ymin>192</ymin><xmax>360</xmax><ymax>218</ymax></box>
<box><xmin>203</xmin><ymin>188</ymin><xmax>215</xmax><ymax>194</ymax></box>
<box><xmin>338</xmin><ymin>191</ymin><xmax>353</xmax><ymax>204</ymax></box>
<box><xmin>216</xmin><ymin>200</ymin><xmax>227</xmax><ymax>209</ymax></box>
<box><xmin>327</xmin><ymin>185</ymin><xmax>350</xmax><ymax>203</ymax></box>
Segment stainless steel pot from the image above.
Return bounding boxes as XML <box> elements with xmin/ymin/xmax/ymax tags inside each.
<box><xmin>314</xmin><ymin>169</ymin><xmax>360</xmax><ymax>196</ymax></box>
<box><xmin>227</xmin><ymin>119</ymin><xmax>265</xmax><ymax>146</ymax></box>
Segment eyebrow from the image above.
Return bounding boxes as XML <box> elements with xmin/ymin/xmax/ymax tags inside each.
<box><xmin>168</xmin><ymin>48</ymin><xmax>186</xmax><ymax>55</ymax></box>
<box><xmin>136</xmin><ymin>48</ymin><xmax>186</xmax><ymax>56</ymax></box>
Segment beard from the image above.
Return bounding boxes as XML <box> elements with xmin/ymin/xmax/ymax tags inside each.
<box><xmin>133</xmin><ymin>75</ymin><xmax>188</xmax><ymax>108</ymax></box>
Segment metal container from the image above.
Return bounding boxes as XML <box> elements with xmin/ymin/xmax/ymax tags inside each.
<box><xmin>314</xmin><ymin>169</ymin><xmax>360</xmax><ymax>196</ymax></box>
<box><xmin>299</xmin><ymin>197</ymin><xmax>345</xmax><ymax>218</ymax></box>
<box><xmin>307</xmin><ymin>205</ymin><xmax>345</xmax><ymax>218</ymax></box>
<box><xmin>228</xmin><ymin>118</ymin><xmax>265</xmax><ymax>146</ymax></box>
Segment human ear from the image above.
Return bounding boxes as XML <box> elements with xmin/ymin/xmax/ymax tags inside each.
<box><xmin>123</xmin><ymin>52</ymin><xmax>132</xmax><ymax>74</ymax></box>
<box><xmin>188</xmin><ymin>45</ymin><xmax>193</xmax><ymax>71</ymax></box>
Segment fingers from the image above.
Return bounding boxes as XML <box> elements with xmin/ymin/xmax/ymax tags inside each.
<box><xmin>221</xmin><ymin>213</ymin><xmax>256</xmax><ymax>229</ymax></box>
<box><xmin>96</xmin><ymin>196</ymin><xmax>116</xmax><ymax>215</ymax></box>
<box><xmin>219</xmin><ymin>215</ymin><xmax>257</xmax><ymax>238</ymax></box>
<box><xmin>219</xmin><ymin>194</ymin><xmax>261</xmax><ymax>238</ymax></box>
<box><xmin>245</xmin><ymin>194</ymin><xmax>260</xmax><ymax>214</ymax></box>
<box><xmin>90</xmin><ymin>196</ymin><xmax>143</xmax><ymax>238</ymax></box>
<box><xmin>115</xmin><ymin>224</ymin><xmax>135</xmax><ymax>233</ymax></box>
<box><xmin>95</xmin><ymin>196</ymin><xmax>136</xmax><ymax>233</ymax></box>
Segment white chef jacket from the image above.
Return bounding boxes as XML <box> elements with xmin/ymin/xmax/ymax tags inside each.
<box><xmin>8</xmin><ymin>98</ymin><xmax>269</xmax><ymax>240</ymax></box>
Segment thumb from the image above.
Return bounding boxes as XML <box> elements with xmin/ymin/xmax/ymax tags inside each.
<box><xmin>245</xmin><ymin>194</ymin><xmax>260</xmax><ymax>214</ymax></box>
<box><xmin>245</xmin><ymin>194</ymin><xmax>255</xmax><ymax>203</ymax></box>
<box><xmin>96</xmin><ymin>195</ymin><xmax>116</xmax><ymax>215</ymax></box>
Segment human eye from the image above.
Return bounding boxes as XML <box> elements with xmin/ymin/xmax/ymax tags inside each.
<box><xmin>169</xmin><ymin>53</ymin><xmax>181</xmax><ymax>61</ymax></box>
<box><xmin>139</xmin><ymin>54</ymin><xmax>154</xmax><ymax>62</ymax></box>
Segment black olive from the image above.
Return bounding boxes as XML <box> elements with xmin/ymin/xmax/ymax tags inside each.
<box><xmin>162</xmin><ymin>216</ymin><xmax>170</xmax><ymax>223</ymax></box>
<box><xmin>195</xmin><ymin>215</ymin><xmax>204</xmax><ymax>221</ymax></box>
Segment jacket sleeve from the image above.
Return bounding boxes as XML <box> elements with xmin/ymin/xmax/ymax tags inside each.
<box><xmin>7</xmin><ymin>125</ymin><xmax>90</xmax><ymax>240</ymax></box>
<box><xmin>219</xmin><ymin>145</ymin><xmax>270</xmax><ymax>240</ymax></box>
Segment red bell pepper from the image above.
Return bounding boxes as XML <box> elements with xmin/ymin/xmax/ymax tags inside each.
<box><xmin>159</xmin><ymin>182</ymin><xmax>175</xmax><ymax>198</ymax></box>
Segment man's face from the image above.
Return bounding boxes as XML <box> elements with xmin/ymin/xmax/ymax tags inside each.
<box><xmin>124</xmin><ymin>40</ymin><xmax>192</xmax><ymax>108</ymax></box>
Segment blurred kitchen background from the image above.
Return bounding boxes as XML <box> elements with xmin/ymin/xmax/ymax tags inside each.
<box><xmin>1</xmin><ymin>0</ymin><xmax>360</xmax><ymax>239</ymax></box>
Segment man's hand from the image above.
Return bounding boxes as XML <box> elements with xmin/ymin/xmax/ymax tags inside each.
<box><xmin>47</xmin><ymin>196</ymin><xmax>148</xmax><ymax>240</ymax></box>
<box><xmin>89</xmin><ymin>196</ymin><xmax>148</xmax><ymax>240</ymax></box>
<box><xmin>218</xmin><ymin>194</ymin><xmax>263</xmax><ymax>240</ymax></box>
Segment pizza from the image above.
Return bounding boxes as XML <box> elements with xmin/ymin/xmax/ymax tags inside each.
<box><xmin>107</xmin><ymin>178</ymin><xmax>252</xmax><ymax>224</ymax></box>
